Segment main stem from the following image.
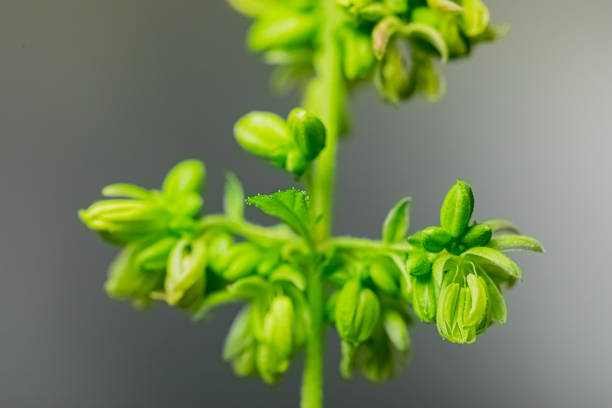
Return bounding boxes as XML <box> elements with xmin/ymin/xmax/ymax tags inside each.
<box><xmin>301</xmin><ymin>1</ymin><xmax>345</xmax><ymax>408</ymax></box>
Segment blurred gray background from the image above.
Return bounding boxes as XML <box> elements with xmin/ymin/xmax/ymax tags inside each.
<box><xmin>1</xmin><ymin>0</ymin><xmax>611</xmax><ymax>407</ymax></box>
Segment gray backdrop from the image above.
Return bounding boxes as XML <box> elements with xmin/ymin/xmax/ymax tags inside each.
<box><xmin>1</xmin><ymin>0</ymin><xmax>610</xmax><ymax>407</ymax></box>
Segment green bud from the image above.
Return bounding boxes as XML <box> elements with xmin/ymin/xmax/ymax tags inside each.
<box><xmin>133</xmin><ymin>236</ymin><xmax>178</xmax><ymax>271</ymax></box>
<box><xmin>374</xmin><ymin>40</ymin><xmax>414</xmax><ymax>103</ymax></box>
<box><xmin>105</xmin><ymin>246</ymin><xmax>165</xmax><ymax>306</ymax></box>
<box><xmin>223</xmin><ymin>243</ymin><xmax>262</xmax><ymax>281</ymax></box>
<box><xmin>234</xmin><ymin>111</ymin><xmax>291</xmax><ymax>167</ymax></box>
<box><xmin>463</xmin><ymin>273</ymin><xmax>487</xmax><ymax>327</ymax></box>
<box><xmin>248</xmin><ymin>12</ymin><xmax>318</xmax><ymax>51</ymax></box>
<box><xmin>79</xmin><ymin>200</ymin><xmax>167</xmax><ymax>243</ymax></box>
<box><xmin>440</xmin><ymin>180</ymin><xmax>474</xmax><ymax>238</ymax></box>
<box><xmin>421</xmin><ymin>226</ymin><xmax>453</xmax><ymax>253</ymax></box>
<box><xmin>206</xmin><ymin>231</ymin><xmax>233</xmax><ymax>273</ymax></box>
<box><xmin>287</xmin><ymin>108</ymin><xmax>326</xmax><ymax>161</ymax></box>
<box><xmin>285</xmin><ymin>147</ymin><xmax>308</xmax><ymax>176</ymax></box>
<box><xmin>461</xmin><ymin>0</ymin><xmax>490</xmax><ymax>37</ymax></box>
<box><xmin>406</xmin><ymin>251</ymin><xmax>431</xmax><ymax>277</ymax></box>
<box><xmin>263</xmin><ymin>296</ymin><xmax>294</xmax><ymax>360</ymax></box>
<box><xmin>335</xmin><ymin>279</ymin><xmax>361</xmax><ymax>341</ymax></box>
<box><xmin>427</xmin><ymin>0</ymin><xmax>463</xmax><ymax>13</ymax></box>
<box><xmin>383</xmin><ymin>309</ymin><xmax>410</xmax><ymax>352</ymax></box>
<box><xmin>368</xmin><ymin>259</ymin><xmax>399</xmax><ymax>295</ymax></box>
<box><xmin>460</xmin><ymin>224</ymin><xmax>492</xmax><ymax>248</ymax></box>
<box><xmin>341</xmin><ymin>27</ymin><xmax>375</xmax><ymax>80</ymax></box>
<box><xmin>411</xmin><ymin>274</ymin><xmax>436</xmax><ymax>322</ymax></box>
<box><xmin>165</xmin><ymin>235</ymin><xmax>207</xmax><ymax>305</ymax></box>
<box><xmin>336</xmin><ymin>279</ymin><xmax>381</xmax><ymax>344</ymax></box>
<box><xmin>352</xmin><ymin>289</ymin><xmax>381</xmax><ymax>343</ymax></box>
<box><xmin>162</xmin><ymin>160</ymin><xmax>205</xmax><ymax>196</ymax></box>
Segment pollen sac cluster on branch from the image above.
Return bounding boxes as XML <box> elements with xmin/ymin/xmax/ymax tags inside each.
<box><xmin>229</xmin><ymin>0</ymin><xmax>504</xmax><ymax>104</ymax></box>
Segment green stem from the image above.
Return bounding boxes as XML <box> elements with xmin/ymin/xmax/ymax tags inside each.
<box><xmin>327</xmin><ymin>237</ymin><xmax>415</xmax><ymax>253</ymax></box>
<box><xmin>301</xmin><ymin>268</ymin><xmax>324</xmax><ymax>408</ymax></box>
<box><xmin>197</xmin><ymin>215</ymin><xmax>296</xmax><ymax>244</ymax></box>
<box><xmin>308</xmin><ymin>0</ymin><xmax>345</xmax><ymax>245</ymax></box>
<box><xmin>301</xmin><ymin>2</ymin><xmax>345</xmax><ymax>407</ymax></box>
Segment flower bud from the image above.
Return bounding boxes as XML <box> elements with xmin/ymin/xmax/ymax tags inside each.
<box><xmin>421</xmin><ymin>226</ymin><xmax>452</xmax><ymax>253</ymax></box>
<box><xmin>287</xmin><ymin>108</ymin><xmax>326</xmax><ymax>161</ymax></box>
<box><xmin>133</xmin><ymin>236</ymin><xmax>178</xmax><ymax>271</ymax></box>
<box><xmin>165</xmin><ymin>235</ymin><xmax>207</xmax><ymax>305</ymax></box>
<box><xmin>460</xmin><ymin>224</ymin><xmax>492</xmax><ymax>248</ymax></box>
<box><xmin>368</xmin><ymin>259</ymin><xmax>399</xmax><ymax>295</ymax></box>
<box><xmin>406</xmin><ymin>251</ymin><xmax>431</xmax><ymax>277</ymax></box>
<box><xmin>223</xmin><ymin>243</ymin><xmax>262</xmax><ymax>281</ymax></box>
<box><xmin>336</xmin><ymin>279</ymin><xmax>381</xmax><ymax>345</ymax></box>
<box><xmin>383</xmin><ymin>309</ymin><xmax>410</xmax><ymax>352</ymax></box>
<box><xmin>263</xmin><ymin>296</ymin><xmax>294</xmax><ymax>360</ymax></box>
<box><xmin>248</xmin><ymin>12</ymin><xmax>318</xmax><ymax>51</ymax></box>
<box><xmin>464</xmin><ymin>273</ymin><xmax>487</xmax><ymax>327</ymax></box>
<box><xmin>105</xmin><ymin>246</ymin><xmax>165</xmax><ymax>306</ymax></box>
<box><xmin>341</xmin><ymin>27</ymin><xmax>375</xmax><ymax>80</ymax></box>
<box><xmin>285</xmin><ymin>147</ymin><xmax>308</xmax><ymax>176</ymax></box>
<box><xmin>162</xmin><ymin>160</ymin><xmax>205</xmax><ymax>196</ymax></box>
<box><xmin>79</xmin><ymin>200</ymin><xmax>167</xmax><ymax>243</ymax></box>
<box><xmin>411</xmin><ymin>274</ymin><xmax>436</xmax><ymax>322</ymax></box>
<box><xmin>234</xmin><ymin>111</ymin><xmax>292</xmax><ymax>167</ymax></box>
<box><xmin>206</xmin><ymin>231</ymin><xmax>233</xmax><ymax>273</ymax></box>
<box><xmin>461</xmin><ymin>0</ymin><xmax>490</xmax><ymax>37</ymax></box>
<box><xmin>440</xmin><ymin>180</ymin><xmax>474</xmax><ymax>238</ymax></box>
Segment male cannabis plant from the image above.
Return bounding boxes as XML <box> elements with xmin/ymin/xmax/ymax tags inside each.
<box><xmin>80</xmin><ymin>1</ymin><xmax>542</xmax><ymax>407</ymax></box>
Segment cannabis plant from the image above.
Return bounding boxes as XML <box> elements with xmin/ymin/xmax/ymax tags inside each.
<box><xmin>80</xmin><ymin>1</ymin><xmax>542</xmax><ymax>407</ymax></box>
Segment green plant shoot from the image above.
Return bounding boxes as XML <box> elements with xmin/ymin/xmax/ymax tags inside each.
<box><xmin>79</xmin><ymin>1</ymin><xmax>540</xmax><ymax>407</ymax></box>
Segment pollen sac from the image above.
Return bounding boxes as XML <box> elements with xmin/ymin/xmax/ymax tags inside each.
<box><xmin>440</xmin><ymin>180</ymin><xmax>474</xmax><ymax>238</ymax></box>
<box><xmin>335</xmin><ymin>279</ymin><xmax>381</xmax><ymax>345</ymax></box>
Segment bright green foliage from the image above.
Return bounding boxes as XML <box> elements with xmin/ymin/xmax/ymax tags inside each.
<box><xmin>79</xmin><ymin>2</ymin><xmax>541</xmax><ymax>407</ymax></box>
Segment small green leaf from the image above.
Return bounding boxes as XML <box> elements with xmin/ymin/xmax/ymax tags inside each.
<box><xmin>269</xmin><ymin>264</ymin><xmax>306</xmax><ymax>291</ymax></box>
<box><xmin>427</xmin><ymin>0</ymin><xmax>463</xmax><ymax>13</ymax></box>
<box><xmin>224</xmin><ymin>306</ymin><xmax>254</xmax><ymax>360</ymax></box>
<box><xmin>248</xmin><ymin>12</ymin><xmax>318</xmax><ymax>51</ymax></box>
<box><xmin>248</xmin><ymin>189</ymin><xmax>311</xmax><ymax>240</ymax></box>
<box><xmin>487</xmin><ymin>235</ymin><xmax>544</xmax><ymax>253</ymax></box>
<box><xmin>102</xmin><ymin>183</ymin><xmax>151</xmax><ymax>200</ymax></box>
<box><xmin>463</xmin><ymin>247</ymin><xmax>522</xmax><ymax>280</ymax></box>
<box><xmin>162</xmin><ymin>160</ymin><xmax>205</xmax><ymax>196</ymax></box>
<box><xmin>227</xmin><ymin>276</ymin><xmax>270</xmax><ymax>298</ymax></box>
<box><xmin>224</xmin><ymin>172</ymin><xmax>245</xmax><ymax>221</ymax></box>
<box><xmin>382</xmin><ymin>197</ymin><xmax>411</xmax><ymax>244</ymax></box>
<box><xmin>440</xmin><ymin>180</ymin><xmax>474</xmax><ymax>238</ymax></box>
<box><xmin>481</xmin><ymin>272</ymin><xmax>507</xmax><ymax>324</ymax></box>
<box><xmin>483</xmin><ymin>218</ymin><xmax>520</xmax><ymax>234</ymax></box>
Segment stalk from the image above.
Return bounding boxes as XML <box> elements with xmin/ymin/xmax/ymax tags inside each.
<box><xmin>301</xmin><ymin>1</ymin><xmax>346</xmax><ymax>407</ymax></box>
